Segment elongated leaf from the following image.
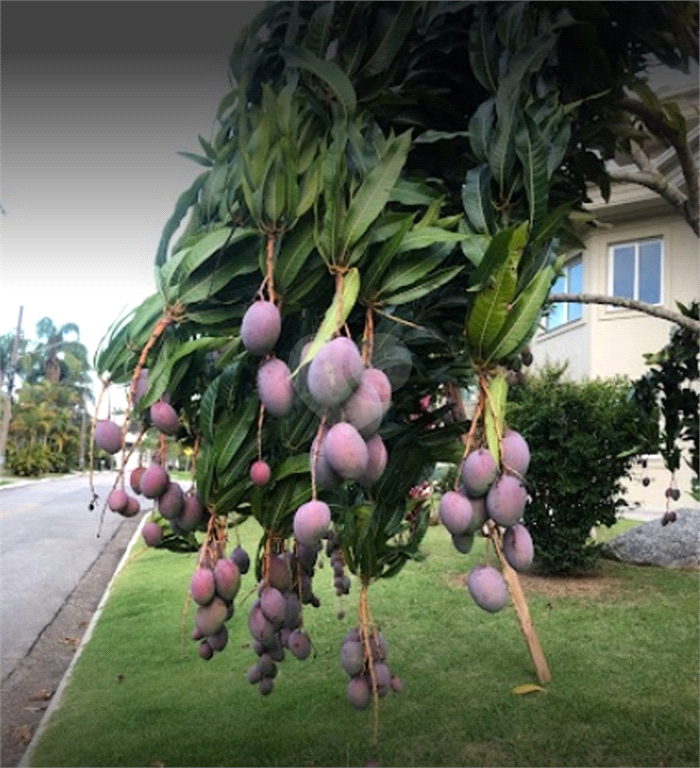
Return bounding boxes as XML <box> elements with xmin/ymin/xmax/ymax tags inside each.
<box><xmin>271</xmin><ymin>453</ymin><xmax>310</xmax><ymax>483</ymax></box>
<box><xmin>515</xmin><ymin>114</ymin><xmax>548</xmax><ymax>235</ymax></box>
<box><xmin>275</xmin><ymin>221</ymin><xmax>316</xmax><ymax>289</ymax></box>
<box><xmin>396</xmin><ymin>227</ymin><xmax>466</xmax><ymax>254</ymax></box>
<box><xmin>388</xmin><ymin>178</ymin><xmax>442</xmax><ymax>206</ymax></box>
<box><xmin>466</xmin><ymin>225</ymin><xmax>526</xmax><ymax>359</ymax></box>
<box><xmin>512</xmin><ymin>684</ymin><xmax>546</xmax><ymax>695</ymax></box>
<box><xmin>484</xmin><ymin>373</ymin><xmax>508</xmax><ymax>465</ymax></box>
<box><xmin>487</xmin><ymin>266</ymin><xmax>554</xmax><ymax>362</ymax></box>
<box><xmin>199</xmin><ymin>375</ymin><xmax>221</xmax><ymax>444</ymax></box>
<box><xmin>215</xmin><ymin>397</ymin><xmax>259</xmax><ymax>474</ymax></box>
<box><xmin>303</xmin><ymin>2</ymin><xmax>334</xmax><ymax>57</ymax></box>
<box><xmin>462</xmin><ymin>165</ymin><xmax>494</xmax><ymax>235</ymax></box>
<box><xmin>177</xmin><ymin>151</ymin><xmax>213</xmax><ymax>168</ymax></box>
<box><xmin>155</xmin><ymin>171</ymin><xmax>209</xmax><ymax>267</ymax></box>
<box><xmin>179</xmin><ymin>227</ymin><xmax>233</xmax><ymax>280</ymax></box>
<box><xmin>341</xmin><ymin>130</ymin><xmax>411</xmax><ymax>255</ymax></box>
<box><xmin>377</xmin><ymin>250</ymin><xmax>452</xmax><ymax>297</ymax></box>
<box><xmin>362</xmin><ymin>214</ymin><xmax>415</xmax><ymax>295</ymax></box>
<box><xmin>177</xmin><ymin>240</ymin><xmax>259</xmax><ymax>306</ymax></box>
<box><xmin>381</xmin><ymin>265</ymin><xmax>463</xmax><ymax>306</ymax></box>
<box><xmin>468</xmin><ymin>6</ymin><xmax>499</xmax><ymax>92</ymax></box>
<box><xmin>360</xmin><ymin>3</ymin><xmax>415</xmax><ymax>78</ymax></box>
<box><xmin>296</xmin><ymin>267</ymin><xmax>361</xmax><ymax>371</ymax></box>
<box><xmin>125</xmin><ymin>292</ymin><xmax>165</xmax><ymax>346</ymax></box>
<box><xmin>413</xmin><ymin>129</ymin><xmax>471</xmax><ymax>144</ymax></box>
<box><xmin>282</xmin><ymin>44</ymin><xmax>357</xmax><ymax>116</ymax></box>
<box><xmin>469</xmin><ymin>98</ymin><xmax>495</xmax><ymax>164</ymax></box>
<box><xmin>183</xmin><ymin>307</ymin><xmax>236</xmax><ymax>325</ymax></box>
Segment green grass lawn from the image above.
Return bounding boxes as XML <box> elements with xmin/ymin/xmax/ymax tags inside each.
<box><xmin>31</xmin><ymin>517</ymin><xmax>698</xmax><ymax>767</ymax></box>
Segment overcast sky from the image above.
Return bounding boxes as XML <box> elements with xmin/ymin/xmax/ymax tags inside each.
<box><xmin>1</xmin><ymin>1</ymin><xmax>264</xmax><ymax>382</ymax></box>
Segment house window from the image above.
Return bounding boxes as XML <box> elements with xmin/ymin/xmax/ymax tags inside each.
<box><xmin>610</xmin><ymin>238</ymin><xmax>663</xmax><ymax>305</ymax></box>
<box><xmin>545</xmin><ymin>255</ymin><xmax>583</xmax><ymax>330</ymax></box>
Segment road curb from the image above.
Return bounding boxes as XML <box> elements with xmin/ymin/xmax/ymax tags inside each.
<box><xmin>18</xmin><ymin>513</ymin><xmax>148</xmax><ymax>767</ymax></box>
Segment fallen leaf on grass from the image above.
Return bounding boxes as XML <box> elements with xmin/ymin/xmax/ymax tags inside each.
<box><xmin>512</xmin><ymin>683</ymin><xmax>546</xmax><ymax>695</ymax></box>
<box><xmin>12</xmin><ymin>724</ymin><xmax>33</xmax><ymax>746</ymax></box>
<box><xmin>30</xmin><ymin>688</ymin><xmax>54</xmax><ymax>701</ymax></box>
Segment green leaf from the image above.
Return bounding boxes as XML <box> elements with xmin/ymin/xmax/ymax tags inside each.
<box><xmin>512</xmin><ymin>683</ymin><xmax>546</xmax><ymax>695</ymax></box>
<box><xmin>275</xmin><ymin>221</ymin><xmax>316</xmax><ymax>290</ymax></box>
<box><xmin>487</xmin><ymin>266</ymin><xmax>554</xmax><ymax>362</ymax></box>
<box><xmin>271</xmin><ymin>453</ymin><xmax>311</xmax><ymax>483</ymax></box>
<box><xmin>362</xmin><ymin>214</ymin><xmax>415</xmax><ymax>295</ymax></box>
<box><xmin>468</xmin><ymin>6</ymin><xmax>499</xmax><ymax>92</ymax></box>
<box><xmin>176</xmin><ymin>151</ymin><xmax>213</xmax><ymax>168</ymax></box>
<box><xmin>413</xmin><ymin>129</ymin><xmax>471</xmax><ymax>144</ymax></box>
<box><xmin>388</xmin><ymin>178</ymin><xmax>442</xmax><ymax>206</ymax></box>
<box><xmin>360</xmin><ymin>3</ymin><xmax>415</xmax><ymax>78</ymax></box>
<box><xmin>282</xmin><ymin>44</ymin><xmax>357</xmax><ymax>117</ymax></box>
<box><xmin>215</xmin><ymin>397</ymin><xmax>259</xmax><ymax>474</ymax></box>
<box><xmin>199</xmin><ymin>375</ymin><xmax>221</xmax><ymax>444</ymax></box>
<box><xmin>179</xmin><ymin>227</ymin><xmax>232</xmax><ymax>280</ymax></box>
<box><xmin>515</xmin><ymin>113</ymin><xmax>548</xmax><ymax>235</ymax></box>
<box><xmin>296</xmin><ymin>267</ymin><xmax>361</xmax><ymax>371</ymax></box>
<box><xmin>484</xmin><ymin>373</ymin><xmax>508</xmax><ymax>465</ymax></box>
<box><xmin>462</xmin><ymin>165</ymin><xmax>494</xmax><ymax>235</ymax></box>
<box><xmin>466</xmin><ymin>224</ymin><xmax>526</xmax><ymax>359</ymax></box>
<box><xmin>381</xmin><ymin>265</ymin><xmax>464</xmax><ymax>306</ymax></box>
<box><xmin>469</xmin><ymin>98</ymin><xmax>495</xmax><ymax>164</ymax></box>
<box><xmin>302</xmin><ymin>2</ymin><xmax>334</xmax><ymax>58</ymax></box>
<box><xmin>340</xmin><ymin>130</ymin><xmax>411</xmax><ymax>255</ymax></box>
<box><xmin>155</xmin><ymin>171</ymin><xmax>209</xmax><ymax>267</ymax></box>
<box><xmin>377</xmin><ymin>249</ymin><xmax>452</xmax><ymax>298</ymax></box>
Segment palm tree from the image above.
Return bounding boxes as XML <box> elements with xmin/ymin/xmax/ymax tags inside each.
<box><xmin>24</xmin><ymin>318</ymin><xmax>91</xmax><ymax>388</ymax></box>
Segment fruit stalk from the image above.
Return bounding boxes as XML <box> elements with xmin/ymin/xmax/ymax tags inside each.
<box><xmin>358</xmin><ymin>581</ymin><xmax>380</xmax><ymax>750</ymax></box>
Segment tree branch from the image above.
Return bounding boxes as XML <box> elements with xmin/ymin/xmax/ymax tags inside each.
<box><xmin>616</xmin><ymin>97</ymin><xmax>699</xmax><ymax>237</ymax></box>
<box><xmin>547</xmin><ymin>293</ymin><xmax>700</xmax><ymax>333</ymax></box>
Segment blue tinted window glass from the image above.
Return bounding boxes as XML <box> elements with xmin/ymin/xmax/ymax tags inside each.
<box><xmin>567</xmin><ymin>258</ymin><xmax>583</xmax><ymax>321</ymax></box>
<box><xmin>639</xmin><ymin>240</ymin><xmax>661</xmax><ymax>304</ymax></box>
<box><xmin>547</xmin><ymin>303</ymin><xmax>565</xmax><ymax>329</ymax></box>
<box><xmin>613</xmin><ymin>245</ymin><xmax>635</xmax><ymax>298</ymax></box>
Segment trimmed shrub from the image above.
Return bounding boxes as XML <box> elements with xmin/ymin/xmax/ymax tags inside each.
<box><xmin>508</xmin><ymin>364</ymin><xmax>655</xmax><ymax>574</ymax></box>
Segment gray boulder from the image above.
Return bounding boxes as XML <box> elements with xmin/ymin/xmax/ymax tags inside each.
<box><xmin>602</xmin><ymin>509</ymin><xmax>700</xmax><ymax>568</ymax></box>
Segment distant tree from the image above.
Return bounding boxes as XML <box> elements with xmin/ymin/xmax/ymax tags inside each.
<box><xmin>23</xmin><ymin>317</ymin><xmax>91</xmax><ymax>389</ymax></box>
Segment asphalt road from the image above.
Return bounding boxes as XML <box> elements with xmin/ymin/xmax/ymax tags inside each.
<box><xmin>0</xmin><ymin>472</ymin><xmax>143</xmax><ymax>766</ymax></box>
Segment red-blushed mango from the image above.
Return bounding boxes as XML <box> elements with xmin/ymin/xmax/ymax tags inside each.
<box><xmin>284</xmin><ymin>592</ymin><xmax>302</xmax><ymax>631</ymax></box>
<box><xmin>461</xmin><ymin>448</ymin><xmax>498</xmax><ymax>497</ymax></box>
<box><xmin>108</xmin><ymin>489</ymin><xmax>129</xmax><ymax>513</ymax></box>
<box><xmin>341</xmin><ymin>374</ymin><xmax>383</xmax><ymax>438</ymax></box>
<box><xmin>177</xmin><ymin>493</ymin><xmax>204</xmax><ymax>532</ymax></box>
<box><xmin>358</xmin><ymin>433</ymin><xmax>388</xmax><ymax>487</ymax></box>
<box><xmin>260</xmin><ymin>586</ymin><xmax>286</xmax><ymax>627</ymax></box>
<box><xmin>451</xmin><ymin>531</ymin><xmax>475</xmax><ymax>554</ymax></box>
<box><xmin>266</xmin><ymin>553</ymin><xmax>293</xmax><ymax>593</ymax></box>
<box><xmin>208</xmin><ymin>625</ymin><xmax>228</xmax><ymax>652</ymax></box>
<box><xmin>293</xmin><ymin>499</ymin><xmax>331</xmax><ymax>547</ymax></box>
<box><xmin>140</xmin><ymin>465</ymin><xmax>170</xmax><ymax>499</ymax></box>
<box><xmin>340</xmin><ymin>639</ymin><xmax>364</xmax><ymax>677</ymax></box>
<box><xmin>247</xmin><ymin>601</ymin><xmax>276</xmax><ymax>645</ymax></box>
<box><xmin>150</xmin><ymin>400</ymin><xmax>180</xmax><ymax>436</ymax></box>
<box><xmin>325</xmin><ymin>422</ymin><xmax>369</xmax><ymax>480</ymax></box>
<box><xmin>259</xmin><ymin>677</ymin><xmax>274</xmax><ymax>696</ymax></box>
<box><xmin>246</xmin><ymin>663</ymin><xmax>263</xmax><ymax>684</ymax></box>
<box><xmin>466</xmin><ymin>564</ymin><xmax>509</xmax><ymax>613</ymax></box>
<box><xmin>307</xmin><ymin>336</ymin><xmax>363</xmax><ymax>408</ymax></box>
<box><xmin>486</xmin><ymin>474</ymin><xmax>528</xmax><ymax>527</ymax></box>
<box><xmin>287</xmin><ymin>629</ymin><xmax>311</xmax><ymax>660</ymax></box>
<box><xmin>362</xmin><ymin>368</ymin><xmax>392</xmax><ymax>414</ymax></box>
<box><xmin>390</xmin><ymin>674</ymin><xmax>403</xmax><ymax>693</ymax></box>
<box><xmin>501</xmin><ymin>429</ymin><xmax>530</xmax><ymax>477</ymax></box>
<box><xmin>130</xmin><ymin>467</ymin><xmax>146</xmax><ymax>494</ymax></box>
<box><xmin>190</xmin><ymin>567</ymin><xmax>216</xmax><ymax>606</ymax></box>
<box><xmin>257</xmin><ymin>358</ymin><xmax>294</xmax><ymax>417</ymax></box>
<box><xmin>123</xmin><ymin>496</ymin><xmax>141</xmax><ymax>517</ymax></box>
<box><xmin>141</xmin><ymin>521</ymin><xmax>162</xmax><ymax>547</ymax></box>
<box><xmin>158</xmin><ymin>481</ymin><xmax>184</xmax><ymax>519</ymax></box>
<box><xmin>195</xmin><ymin>595</ymin><xmax>229</xmax><ymax>636</ymax></box>
<box><xmin>439</xmin><ymin>491</ymin><xmax>473</xmax><ymax>535</ymax></box>
<box><xmin>214</xmin><ymin>557</ymin><xmax>241</xmax><ymax>601</ymax></box>
<box><xmin>250</xmin><ymin>459</ymin><xmax>271</xmax><ymax>486</ymax></box>
<box><xmin>198</xmin><ymin>640</ymin><xmax>214</xmax><ymax>660</ymax></box>
<box><xmin>241</xmin><ymin>300</ymin><xmax>281</xmax><ymax>356</ymax></box>
<box><xmin>310</xmin><ymin>426</ymin><xmax>342</xmax><ymax>490</ymax></box>
<box><xmin>94</xmin><ymin>419</ymin><xmax>122</xmax><ymax>455</ymax></box>
<box><xmin>347</xmin><ymin>675</ymin><xmax>371</xmax><ymax>709</ymax></box>
<box><xmin>374</xmin><ymin>662</ymin><xmax>392</xmax><ymax>697</ymax></box>
<box><xmin>133</xmin><ymin>367</ymin><xmax>148</xmax><ymax>407</ymax></box>
<box><xmin>464</xmin><ymin>492</ymin><xmax>487</xmax><ymax>534</ymax></box>
<box><xmin>230</xmin><ymin>545</ymin><xmax>250</xmax><ymax>574</ymax></box>
<box><xmin>502</xmin><ymin>523</ymin><xmax>534</xmax><ymax>572</ymax></box>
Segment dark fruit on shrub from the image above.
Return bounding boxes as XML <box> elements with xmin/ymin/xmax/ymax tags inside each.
<box><xmin>439</xmin><ymin>491</ymin><xmax>473</xmax><ymax>535</ymax></box>
<box><xmin>158</xmin><ymin>481</ymin><xmax>184</xmax><ymax>519</ymax></box>
<box><xmin>241</xmin><ymin>300</ymin><xmax>281</xmax><ymax>356</ymax></box>
<box><xmin>293</xmin><ymin>500</ymin><xmax>331</xmax><ymax>547</ymax></box>
<box><xmin>130</xmin><ymin>467</ymin><xmax>146</xmax><ymax>494</ymax></box>
<box><xmin>465</xmin><ymin>493</ymin><xmax>487</xmax><ymax>534</ymax></box>
<box><xmin>214</xmin><ymin>558</ymin><xmax>241</xmax><ymax>601</ymax></box>
<box><xmin>150</xmin><ymin>400</ymin><xmax>180</xmax><ymax>436</ymax></box>
<box><xmin>521</xmin><ymin>346</ymin><xmax>534</xmax><ymax>367</ymax></box>
<box><xmin>198</xmin><ymin>641</ymin><xmax>214</xmax><ymax>660</ymax></box>
<box><xmin>108</xmin><ymin>489</ymin><xmax>129</xmax><ymax>513</ymax></box>
<box><xmin>259</xmin><ymin>677</ymin><xmax>275</xmax><ymax>696</ymax></box>
<box><xmin>642</xmin><ymin>476</ymin><xmax>651</xmax><ymax>487</ymax></box>
<box><xmin>467</xmin><ymin>565</ymin><xmax>508</xmax><ymax>613</ymax></box>
<box><xmin>347</xmin><ymin>675</ymin><xmax>371</xmax><ymax>710</ymax></box>
<box><xmin>501</xmin><ymin>429</ymin><xmax>530</xmax><ymax>477</ymax></box>
<box><xmin>310</xmin><ymin>427</ymin><xmax>343</xmax><ymax>489</ymax></box>
<box><xmin>486</xmin><ymin>474</ymin><xmax>528</xmax><ymax>527</ymax></box>
<box><xmin>95</xmin><ymin>419</ymin><xmax>122</xmax><ymax>455</ymax></box>
<box><xmin>287</xmin><ymin>630</ymin><xmax>311</xmax><ymax>660</ymax></box>
<box><xmin>257</xmin><ymin>358</ymin><xmax>294</xmax><ymax>417</ymax></box>
<box><xmin>208</xmin><ymin>625</ymin><xmax>228</xmax><ymax>652</ymax></box>
<box><xmin>230</xmin><ymin>546</ymin><xmax>250</xmax><ymax>574</ymax></box>
<box><xmin>307</xmin><ymin>336</ymin><xmax>364</xmax><ymax>407</ymax></box>
<box><xmin>142</xmin><ymin>521</ymin><xmax>162</xmax><ymax>547</ymax></box>
<box><xmin>362</xmin><ymin>368</ymin><xmax>392</xmax><ymax>414</ymax></box>
<box><xmin>190</xmin><ymin>567</ymin><xmax>216</xmax><ymax>606</ymax></box>
<box><xmin>461</xmin><ymin>448</ymin><xmax>498</xmax><ymax>497</ymax></box>
<box><xmin>671</xmin><ymin>488</ymin><xmax>681</xmax><ymax>501</ymax></box>
<box><xmin>341</xmin><ymin>375</ymin><xmax>383</xmax><ymax>438</ymax></box>
<box><xmin>140</xmin><ymin>465</ymin><xmax>170</xmax><ymax>499</ymax></box>
<box><xmin>124</xmin><ymin>496</ymin><xmax>141</xmax><ymax>517</ymax></box>
<box><xmin>133</xmin><ymin>368</ymin><xmax>148</xmax><ymax>406</ymax></box>
<box><xmin>260</xmin><ymin>587</ymin><xmax>286</xmax><ymax>627</ymax></box>
<box><xmin>250</xmin><ymin>460</ymin><xmax>271</xmax><ymax>486</ymax></box>
<box><xmin>502</xmin><ymin>524</ymin><xmax>534</xmax><ymax>572</ymax></box>
<box><xmin>451</xmin><ymin>531</ymin><xmax>475</xmax><ymax>554</ymax></box>
<box><xmin>324</xmin><ymin>422</ymin><xmax>369</xmax><ymax>480</ymax></box>
<box><xmin>266</xmin><ymin>554</ymin><xmax>293</xmax><ymax>593</ymax></box>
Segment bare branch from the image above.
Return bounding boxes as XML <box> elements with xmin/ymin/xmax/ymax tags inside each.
<box><xmin>616</xmin><ymin>97</ymin><xmax>699</xmax><ymax>237</ymax></box>
<box><xmin>547</xmin><ymin>293</ymin><xmax>700</xmax><ymax>333</ymax></box>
